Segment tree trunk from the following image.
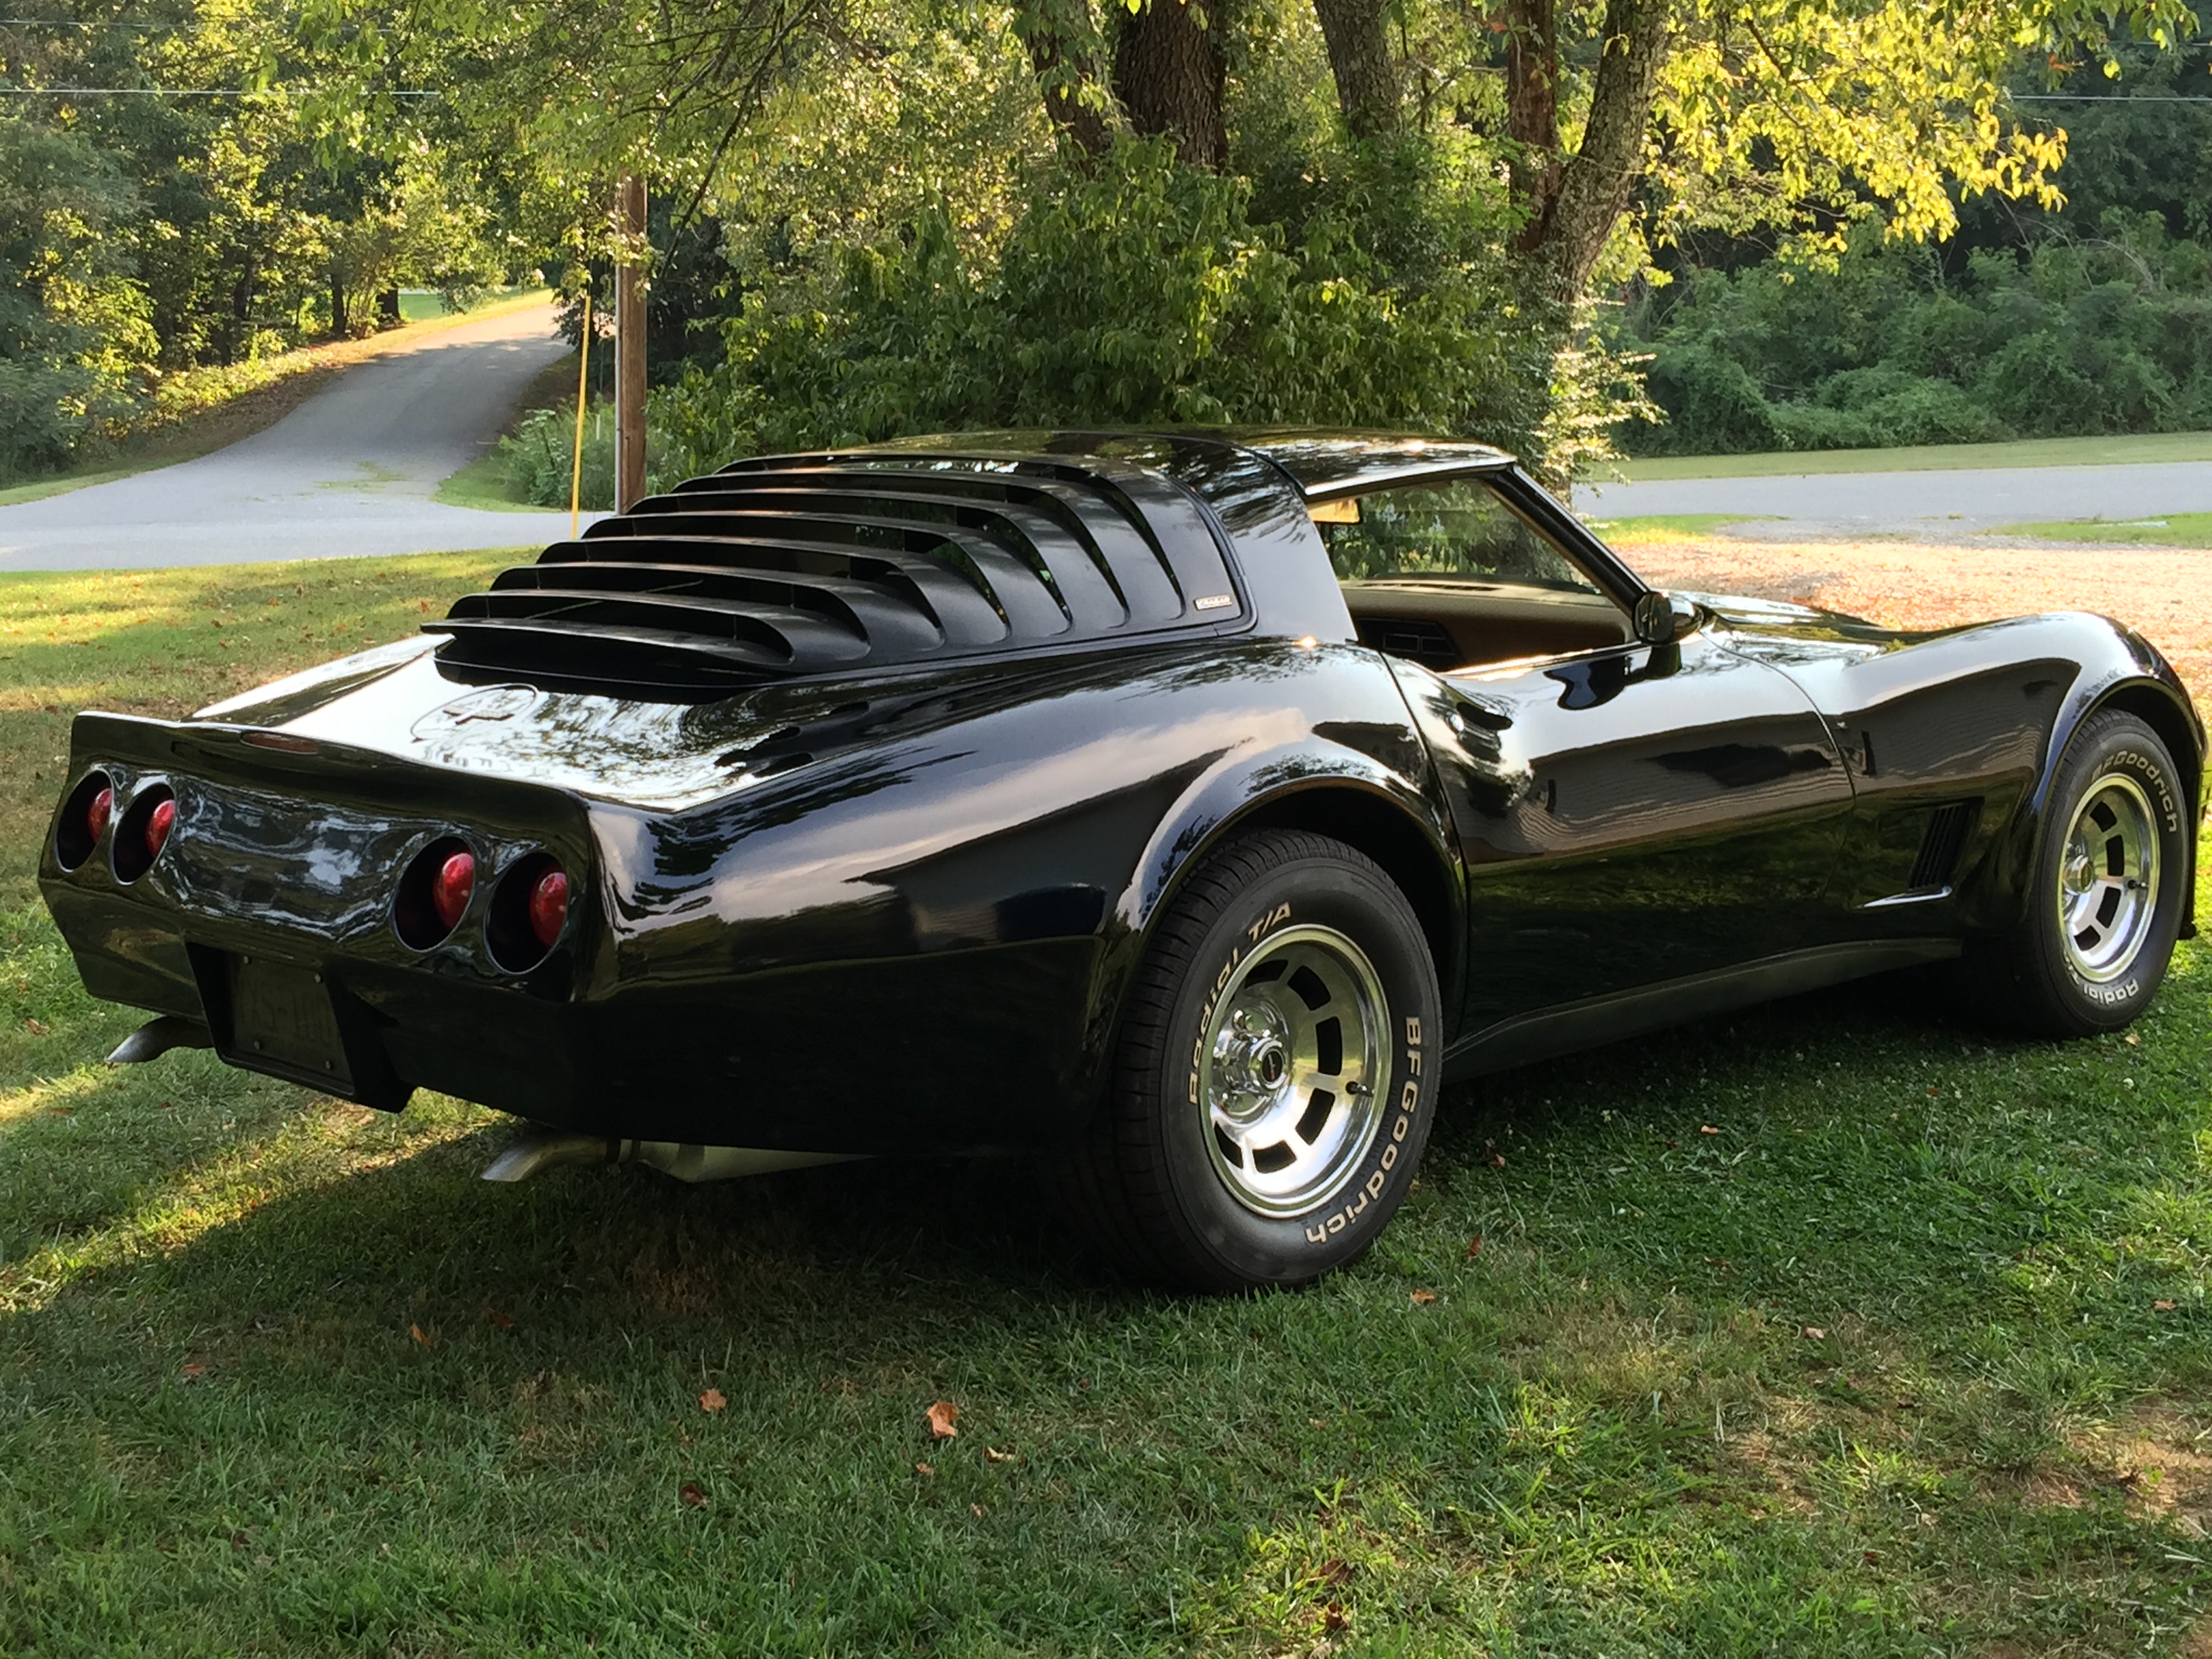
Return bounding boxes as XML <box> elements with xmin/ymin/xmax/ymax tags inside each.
<box><xmin>1310</xmin><ymin>0</ymin><xmax>1397</xmax><ymax>139</ymax></box>
<box><xmin>1111</xmin><ymin>0</ymin><xmax>1229</xmax><ymax>169</ymax></box>
<box><xmin>1513</xmin><ymin>0</ymin><xmax>1671</xmax><ymax>303</ymax></box>
<box><xmin>1504</xmin><ymin>0</ymin><xmax>1561</xmax><ymax>247</ymax></box>
<box><xmin>376</xmin><ymin>287</ymin><xmax>402</xmax><ymax>328</ymax></box>
<box><xmin>1018</xmin><ymin>0</ymin><xmax>1117</xmax><ymax>157</ymax></box>
<box><xmin>329</xmin><ymin>273</ymin><xmax>349</xmax><ymax>339</ymax></box>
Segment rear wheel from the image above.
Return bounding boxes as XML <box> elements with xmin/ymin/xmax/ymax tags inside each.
<box><xmin>1056</xmin><ymin>830</ymin><xmax>1441</xmax><ymax>1291</ymax></box>
<box><xmin>1966</xmin><ymin>710</ymin><xmax>2188</xmax><ymax>1038</ymax></box>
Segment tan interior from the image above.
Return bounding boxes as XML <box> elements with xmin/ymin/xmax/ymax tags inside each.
<box><xmin>1341</xmin><ymin>578</ymin><xmax>1633</xmax><ymax>670</ymax></box>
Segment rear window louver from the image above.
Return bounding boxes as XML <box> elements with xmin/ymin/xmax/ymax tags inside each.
<box><xmin>426</xmin><ymin>452</ymin><xmax>1244</xmax><ymax>698</ymax></box>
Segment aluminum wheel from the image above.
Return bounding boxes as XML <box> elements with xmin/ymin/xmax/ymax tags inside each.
<box><xmin>2057</xmin><ymin>774</ymin><xmax>2160</xmax><ymax>983</ymax></box>
<box><xmin>1200</xmin><ymin>922</ymin><xmax>1391</xmax><ymax>1218</ymax></box>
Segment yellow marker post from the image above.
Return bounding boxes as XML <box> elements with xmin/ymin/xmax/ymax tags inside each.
<box><xmin>569</xmin><ymin>291</ymin><xmax>592</xmax><ymax>538</ymax></box>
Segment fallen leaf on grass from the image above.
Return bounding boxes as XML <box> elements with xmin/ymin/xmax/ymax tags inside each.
<box><xmin>1465</xmin><ymin>1235</ymin><xmax>1483</xmax><ymax>1259</ymax></box>
<box><xmin>483</xmin><ymin>1309</ymin><xmax>514</xmax><ymax>1330</ymax></box>
<box><xmin>926</xmin><ymin>1399</ymin><xmax>959</xmax><ymax>1439</ymax></box>
<box><xmin>1698</xmin><ymin>1124</ymin><xmax>1719</xmax><ymax>1136</ymax></box>
<box><xmin>2125</xmin><ymin>1033</ymin><xmax>2140</xmax><ymax>1046</ymax></box>
<box><xmin>1485</xmin><ymin>1150</ymin><xmax>1506</xmax><ymax>1169</ymax></box>
<box><xmin>24</xmin><ymin>1018</ymin><xmax>48</xmax><ymax>1036</ymax></box>
<box><xmin>969</xmin><ymin>1503</ymin><xmax>985</xmax><ymax>1519</ymax></box>
<box><xmin>700</xmin><ymin>1388</ymin><xmax>726</xmax><ymax>1412</ymax></box>
<box><xmin>679</xmin><ymin>1482</ymin><xmax>707</xmax><ymax>1509</ymax></box>
<box><xmin>408</xmin><ymin>1323</ymin><xmax>432</xmax><ymax>1349</ymax></box>
<box><xmin>914</xmin><ymin>1462</ymin><xmax>934</xmax><ymax>1477</ymax></box>
<box><xmin>1410</xmin><ymin>1288</ymin><xmax>1438</xmax><ymax>1305</ymax></box>
<box><xmin>45</xmin><ymin>1107</ymin><xmax>70</xmax><ymax>1118</ymax></box>
<box><xmin>1801</xmin><ymin>1326</ymin><xmax>1828</xmax><ymax>1340</ymax></box>
<box><xmin>180</xmin><ymin>1361</ymin><xmax>205</xmax><ymax>1380</ymax></box>
<box><xmin>2154</xmin><ymin>1300</ymin><xmax>2177</xmax><ymax>1312</ymax></box>
<box><xmin>984</xmin><ymin>1446</ymin><xmax>1012</xmax><ymax>1463</ymax></box>
<box><xmin>1315</xmin><ymin>1559</ymin><xmax>1352</xmax><ymax>1587</ymax></box>
<box><xmin>1323</xmin><ymin>1603</ymin><xmax>1349</xmax><ymax>1633</ymax></box>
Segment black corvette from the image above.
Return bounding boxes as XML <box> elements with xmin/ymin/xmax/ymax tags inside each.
<box><xmin>41</xmin><ymin>431</ymin><xmax>2204</xmax><ymax>1288</ymax></box>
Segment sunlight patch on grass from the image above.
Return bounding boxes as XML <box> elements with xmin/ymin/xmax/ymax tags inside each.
<box><xmin>1607</xmin><ymin>430</ymin><xmax>2212</xmax><ymax>481</ymax></box>
<box><xmin>1586</xmin><ymin>512</ymin><xmax>1778</xmax><ymax>544</ymax></box>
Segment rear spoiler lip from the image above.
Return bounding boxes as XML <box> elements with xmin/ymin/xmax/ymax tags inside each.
<box><xmin>62</xmin><ymin>710</ymin><xmax>598</xmax><ymax>832</ymax></box>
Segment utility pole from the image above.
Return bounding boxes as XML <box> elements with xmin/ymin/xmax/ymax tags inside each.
<box><xmin>614</xmin><ymin>174</ymin><xmax>648</xmax><ymax>513</ymax></box>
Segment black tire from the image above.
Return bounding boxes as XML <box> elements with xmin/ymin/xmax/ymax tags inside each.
<box><xmin>1965</xmin><ymin>709</ymin><xmax>2190</xmax><ymax>1038</ymax></box>
<box><xmin>1055</xmin><ymin>830</ymin><xmax>1442</xmax><ymax>1292</ymax></box>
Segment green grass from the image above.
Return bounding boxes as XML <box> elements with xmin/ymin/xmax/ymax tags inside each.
<box><xmin>396</xmin><ymin>285</ymin><xmax>547</xmax><ymax>323</ymax></box>
<box><xmin>1585</xmin><ymin>513</ymin><xmax>1778</xmax><ymax>544</ymax></box>
<box><xmin>432</xmin><ymin>449</ymin><xmax>548</xmax><ymax>513</ymax></box>
<box><xmin>3</xmin><ymin>556</ymin><xmax>2211</xmax><ymax>1654</ymax></box>
<box><xmin>1608</xmin><ymin>430</ymin><xmax>2212</xmax><ymax>481</ymax></box>
<box><xmin>1996</xmin><ymin>513</ymin><xmax>2212</xmax><ymax>549</ymax></box>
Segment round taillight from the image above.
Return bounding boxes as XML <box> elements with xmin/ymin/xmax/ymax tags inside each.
<box><xmin>432</xmin><ymin>851</ymin><xmax>476</xmax><ymax>930</ymax></box>
<box><xmin>56</xmin><ymin>770</ymin><xmax>115</xmax><ymax>871</ymax></box>
<box><xmin>113</xmin><ymin>784</ymin><xmax>176</xmax><ymax>883</ymax></box>
<box><xmin>529</xmin><ymin>867</ymin><xmax>569</xmax><ymax>949</ymax></box>
<box><xmin>144</xmin><ymin>796</ymin><xmax>176</xmax><ymax>861</ymax></box>
<box><xmin>487</xmin><ymin>851</ymin><xmax>571</xmax><ymax>972</ymax></box>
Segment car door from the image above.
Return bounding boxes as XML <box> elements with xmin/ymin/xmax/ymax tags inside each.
<box><xmin>1389</xmin><ymin>629</ymin><xmax>1856</xmax><ymax>1042</ymax></box>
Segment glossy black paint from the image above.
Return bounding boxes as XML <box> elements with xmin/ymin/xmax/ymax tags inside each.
<box><xmin>37</xmin><ymin>431</ymin><xmax>2207</xmax><ymax>1153</ymax></box>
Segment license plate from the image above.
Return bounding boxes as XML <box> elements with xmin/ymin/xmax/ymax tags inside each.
<box><xmin>228</xmin><ymin>954</ymin><xmax>352</xmax><ymax>1090</ymax></box>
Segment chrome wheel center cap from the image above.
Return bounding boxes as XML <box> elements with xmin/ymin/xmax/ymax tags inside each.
<box><xmin>1215</xmin><ymin>1006</ymin><xmax>1291</xmax><ymax>1119</ymax></box>
<box><xmin>2063</xmin><ymin>847</ymin><xmax>2094</xmax><ymax>896</ymax></box>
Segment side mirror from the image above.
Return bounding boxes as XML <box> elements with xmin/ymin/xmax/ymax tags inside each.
<box><xmin>1632</xmin><ymin>590</ymin><xmax>1698</xmax><ymax>646</ymax></box>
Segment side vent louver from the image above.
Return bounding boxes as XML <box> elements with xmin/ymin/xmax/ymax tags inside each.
<box><xmin>1354</xmin><ymin>616</ymin><xmax>1460</xmax><ymax>672</ymax></box>
<box><xmin>427</xmin><ymin>451</ymin><xmax>1244</xmax><ymax>698</ymax></box>
<box><xmin>1908</xmin><ymin>800</ymin><xmax>1980</xmax><ymax>892</ymax></box>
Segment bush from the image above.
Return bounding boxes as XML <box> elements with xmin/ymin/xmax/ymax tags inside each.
<box><xmin>1621</xmin><ymin>211</ymin><xmax>2212</xmax><ymax>453</ymax></box>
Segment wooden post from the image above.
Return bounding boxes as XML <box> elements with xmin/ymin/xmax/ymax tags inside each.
<box><xmin>614</xmin><ymin>174</ymin><xmax>648</xmax><ymax>512</ymax></box>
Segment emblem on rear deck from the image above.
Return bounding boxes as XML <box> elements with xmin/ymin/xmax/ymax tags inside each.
<box><xmin>411</xmin><ymin>684</ymin><xmax>541</xmax><ymax>741</ymax></box>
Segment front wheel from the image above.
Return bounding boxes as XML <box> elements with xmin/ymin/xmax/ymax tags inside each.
<box><xmin>1055</xmin><ymin>830</ymin><xmax>1441</xmax><ymax>1292</ymax></box>
<box><xmin>1968</xmin><ymin>709</ymin><xmax>2190</xmax><ymax>1038</ymax></box>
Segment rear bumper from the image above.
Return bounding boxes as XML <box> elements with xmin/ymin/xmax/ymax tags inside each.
<box><xmin>45</xmin><ymin>880</ymin><xmax>1107</xmax><ymax>1153</ymax></box>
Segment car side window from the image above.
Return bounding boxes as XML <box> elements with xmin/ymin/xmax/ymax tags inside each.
<box><xmin>1311</xmin><ymin>476</ymin><xmax>1599</xmax><ymax>594</ymax></box>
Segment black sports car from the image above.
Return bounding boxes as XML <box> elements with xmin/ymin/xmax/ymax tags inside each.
<box><xmin>41</xmin><ymin>432</ymin><xmax>2205</xmax><ymax>1289</ymax></box>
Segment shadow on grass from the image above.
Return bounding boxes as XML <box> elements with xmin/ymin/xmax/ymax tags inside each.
<box><xmin>1</xmin><ymin>944</ymin><xmax>2205</xmax><ymax>1655</ymax></box>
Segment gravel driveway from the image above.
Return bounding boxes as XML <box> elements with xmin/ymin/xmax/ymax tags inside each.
<box><xmin>0</xmin><ymin>304</ymin><xmax>583</xmax><ymax>572</ymax></box>
<box><xmin>1633</xmin><ymin>536</ymin><xmax>2211</xmax><ymax>712</ymax></box>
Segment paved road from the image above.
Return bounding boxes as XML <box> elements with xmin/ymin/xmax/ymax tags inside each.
<box><xmin>0</xmin><ymin>304</ymin><xmax>584</xmax><ymax>571</ymax></box>
<box><xmin>1574</xmin><ymin>457</ymin><xmax>2212</xmax><ymax>539</ymax></box>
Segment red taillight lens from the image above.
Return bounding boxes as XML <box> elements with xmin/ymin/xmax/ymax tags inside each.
<box><xmin>144</xmin><ymin>796</ymin><xmax>176</xmax><ymax>861</ymax></box>
<box><xmin>432</xmin><ymin>851</ymin><xmax>476</xmax><ymax>930</ymax></box>
<box><xmin>87</xmin><ymin>786</ymin><xmax>113</xmax><ymax>842</ymax></box>
<box><xmin>528</xmin><ymin>866</ymin><xmax>569</xmax><ymax>949</ymax></box>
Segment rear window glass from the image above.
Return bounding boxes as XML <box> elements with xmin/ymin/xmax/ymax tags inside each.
<box><xmin>1313</xmin><ymin>476</ymin><xmax>1597</xmax><ymax>592</ymax></box>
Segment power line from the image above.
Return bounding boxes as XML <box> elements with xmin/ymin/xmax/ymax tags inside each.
<box><xmin>0</xmin><ymin>85</ymin><xmax>441</xmax><ymax>95</ymax></box>
<box><xmin>2012</xmin><ymin>94</ymin><xmax>2212</xmax><ymax>102</ymax></box>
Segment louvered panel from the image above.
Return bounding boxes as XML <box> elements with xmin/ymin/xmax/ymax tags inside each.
<box><xmin>448</xmin><ymin>588</ymin><xmax>872</xmax><ymax>668</ymax></box>
<box><xmin>613</xmin><ymin>505</ymin><xmax>1070</xmax><ymax>639</ymax></box>
<box><xmin>691</xmin><ymin>466</ymin><xmax>1186</xmax><ymax>626</ymax></box>
<box><xmin>665</xmin><ymin>482</ymin><xmax>1132</xmax><ymax>632</ymax></box>
<box><xmin>546</xmin><ymin>533</ymin><xmax>1006</xmax><ymax>645</ymax></box>
<box><xmin>491</xmin><ymin>560</ymin><xmax>949</xmax><ymax>660</ymax></box>
<box><xmin>426</xmin><ymin>443</ymin><xmax>1248</xmax><ymax>699</ymax></box>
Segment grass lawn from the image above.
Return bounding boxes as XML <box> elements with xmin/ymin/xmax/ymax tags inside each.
<box><xmin>1609</xmin><ymin>430</ymin><xmax>2212</xmax><ymax>482</ymax></box>
<box><xmin>3</xmin><ymin>554</ymin><xmax>2210</xmax><ymax>1655</ymax></box>
<box><xmin>1996</xmin><ymin>514</ymin><xmax>2212</xmax><ymax>550</ymax></box>
<box><xmin>1585</xmin><ymin>514</ymin><xmax>1778</xmax><ymax>545</ymax></box>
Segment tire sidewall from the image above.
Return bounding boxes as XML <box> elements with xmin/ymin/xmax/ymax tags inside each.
<box><xmin>1151</xmin><ymin>853</ymin><xmax>1440</xmax><ymax>1286</ymax></box>
<box><xmin>2030</xmin><ymin>716</ymin><xmax>2189</xmax><ymax>1029</ymax></box>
